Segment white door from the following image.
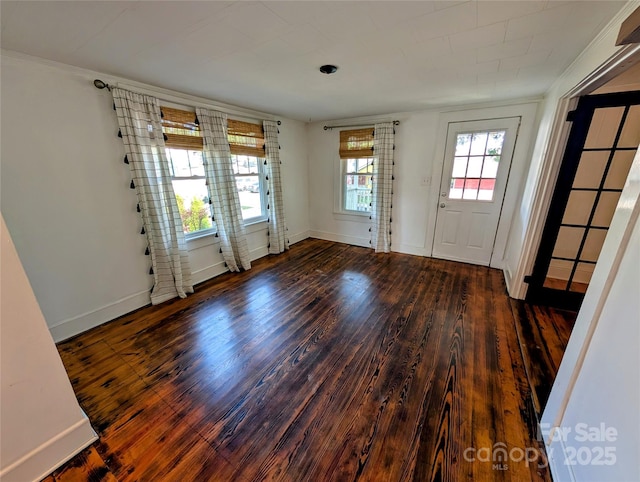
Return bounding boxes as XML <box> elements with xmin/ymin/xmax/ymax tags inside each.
<box><xmin>432</xmin><ymin>117</ymin><xmax>520</xmax><ymax>266</ymax></box>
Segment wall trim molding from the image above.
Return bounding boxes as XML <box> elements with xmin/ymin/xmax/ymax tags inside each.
<box><xmin>50</xmin><ymin>232</ymin><xmax>311</xmax><ymax>342</ymax></box>
<box><xmin>309</xmin><ymin>230</ymin><xmax>370</xmax><ymax>248</ymax></box>
<box><xmin>0</xmin><ymin>415</ymin><xmax>97</xmax><ymax>482</ymax></box>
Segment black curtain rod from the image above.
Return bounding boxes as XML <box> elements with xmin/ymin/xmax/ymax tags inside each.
<box><xmin>93</xmin><ymin>79</ymin><xmax>281</xmax><ymax>124</ymax></box>
<box><xmin>324</xmin><ymin>120</ymin><xmax>399</xmax><ymax>131</ymax></box>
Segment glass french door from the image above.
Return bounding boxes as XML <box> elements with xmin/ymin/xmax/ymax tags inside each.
<box><xmin>526</xmin><ymin>91</ymin><xmax>640</xmax><ymax>310</ymax></box>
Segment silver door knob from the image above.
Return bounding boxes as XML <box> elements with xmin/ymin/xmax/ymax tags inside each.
<box><xmin>440</xmin><ymin>203</ymin><xmax>446</xmax><ymax>208</ymax></box>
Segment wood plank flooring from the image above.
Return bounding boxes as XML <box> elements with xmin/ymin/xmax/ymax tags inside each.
<box><xmin>509</xmin><ymin>300</ymin><xmax>576</xmax><ymax>416</ymax></box>
<box><xmin>53</xmin><ymin>239</ymin><xmax>552</xmax><ymax>481</ymax></box>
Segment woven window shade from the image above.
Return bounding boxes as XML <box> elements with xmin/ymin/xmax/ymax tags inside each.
<box><xmin>228</xmin><ymin>119</ymin><xmax>265</xmax><ymax>157</ymax></box>
<box><xmin>339</xmin><ymin>128</ymin><xmax>375</xmax><ymax>159</ymax></box>
<box><xmin>161</xmin><ymin>107</ymin><xmax>203</xmax><ymax>150</ymax></box>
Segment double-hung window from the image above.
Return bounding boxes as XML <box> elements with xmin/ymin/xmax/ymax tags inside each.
<box><xmin>228</xmin><ymin>120</ymin><xmax>267</xmax><ymax>224</ymax></box>
<box><xmin>339</xmin><ymin>128</ymin><xmax>375</xmax><ymax>213</ymax></box>
<box><xmin>161</xmin><ymin>107</ymin><xmax>267</xmax><ymax>238</ymax></box>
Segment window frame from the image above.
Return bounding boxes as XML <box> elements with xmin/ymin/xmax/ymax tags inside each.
<box><xmin>231</xmin><ymin>153</ymin><xmax>268</xmax><ymax>225</ymax></box>
<box><xmin>341</xmin><ymin>157</ymin><xmax>374</xmax><ymax>214</ymax></box>
<box><xmin>165</xmin><ymin>147</ymin><xmax>216</xmax><ymax>240</ymax></box>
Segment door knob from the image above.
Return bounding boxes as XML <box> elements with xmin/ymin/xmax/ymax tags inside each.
<box><xmin>441</xmin><ymin>191</ymin><xmax>447</xmax><ymax>197</ymax></box>
<box><xmin>440</xmin><ymin>203</ymin><xmax>446</xmax><ymax>208</ymax></box>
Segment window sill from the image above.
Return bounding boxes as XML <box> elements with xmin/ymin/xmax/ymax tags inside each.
<box><xmin>333</xmin><ymin>212</ymin><xmax>372</xmax><ymax>224</ymax></box>
<box><xmin>185</xmin><ymin>220</ymin><xmax>267</xmax><ymax>250</ymax></box>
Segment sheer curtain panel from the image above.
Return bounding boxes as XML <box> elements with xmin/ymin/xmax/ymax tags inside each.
<box><xmin>371</xmin><ymin>122</ymin><xmax>395</xmax><ymax>253</ymax></box>
<box><xmin>196</xmin><ymin>107</ymin><xmax>251</xmax><ymax>272</ymax></box>
<box><xmin>112</xmin><ymin>88</ymin><xmax>193</xmax><ymax>304</ymax></box>
<box><xmin>263</xmin><ymin>120</ymin><xmax>289</xmax><ymax>254</ymax></box>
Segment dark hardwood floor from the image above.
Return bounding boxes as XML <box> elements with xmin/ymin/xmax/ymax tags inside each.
<box><xmin>509</xmin><ymin>300</ymin><xmax>576</xmax><ymax>416</ymax></box>
<box><xmin>51</xmin><ymin>239</ymin><xmax>553</xmax><ymax>481</ymax></box>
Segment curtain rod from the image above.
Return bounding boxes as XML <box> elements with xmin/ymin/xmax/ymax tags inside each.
<box><xmin>93</xmin><ymin>79</ymin><xmax>280</xmax><ymax>124</ymax></box>
<box><xmin>323</xmin><ymin>120</ymin><xmax>399</xmax><ymax>131</ymax></box>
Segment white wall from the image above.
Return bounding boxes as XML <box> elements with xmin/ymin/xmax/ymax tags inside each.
<box><xmin>0</xmin><ymin>215</ymin><xmax>97</xmax><ymax>482</ymax></box>
<box><xmin>307</xmin><ymin>102</ymin><xmax>540</xmax><ymax>263</ymax></box>
<box><xmin>502</xmin><ymin>1</ymin><xmax>639</xmax><ymax>298</ymax></box>
<box><xmin>541</xmin><ymin>147</ymin><xmax>640</xmax><ymax>482</ymax></box>
<box><xmin>0</xmin><ymin>54</ymin><xmax>309</xmax><ymax>341</ymax></box>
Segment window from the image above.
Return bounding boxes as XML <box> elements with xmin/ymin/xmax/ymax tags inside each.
<box><xmin>449</xmin><ymin>130</ymin><xmax>505</xmax><ymax>201</ymax></box>
<box><xmin>339</xmin><ymin>128</ymin><xmax>375</xmax><ymax>213</ymax></box>
<box><xmin>228</xmin><ymin>120</ymin><xmax>267</xmax><ymax>223</ymax></box>
<box><xmin>161</xmin><ymin>107</ymin><xmax>267</xmax><ymax>237</ymax></box>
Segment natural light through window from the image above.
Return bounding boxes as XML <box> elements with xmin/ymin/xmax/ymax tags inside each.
<box><xmin>166</xmin><ymin>148</ymin><xmax>213</xmax><ymax>235</ymax></box>
<box><xmin>232</xmin><ymin>154</ymin><xmax>265</xmax><ymax>221</ymax></box>
<box><xmin>343</xmin><ymin>158</ymin><xmax>373</xmax><ymax>212</ymax></box>
<box><xmin>449</xmin><ymin>131</ymin><xmax>505</xmax><ymax>201</ymax></box>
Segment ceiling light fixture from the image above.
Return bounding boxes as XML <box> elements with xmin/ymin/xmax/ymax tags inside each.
<box><xmin>319</xmin><ymin>64</ymin><xmax>338</xmax><ymax>74</ymax></box>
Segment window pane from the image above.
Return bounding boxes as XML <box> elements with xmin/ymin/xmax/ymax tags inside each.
<box><xmin>478</xmin><ymin>179</ymin><xmax>495</xmax><ymax>200</ymax></box>
<box><xmin>171</xmin><ymin>179</ymin><xmax>212</xmax><ymax>234</ymax></box>
<box><xmin>346</xmin><ymin>159</ymin><xmax>358</xmax><ymax>173</ymax></box>
<box><xmin>470</xmin><ymin>133</ymin><xmax>488</xmax><ymax>155</ymax></box>
<box><xmin>236</xmin><ymin>175</ymin><xmax>263</xmax><ymax>220</ymax></box>
<box><xmin>188</xmin><ymin>150</ymin><xmax>204</xmax><ymax>177</ymax></box>
<box><xmin>452</xmin><ymin>157</ymin><xmax>467</xmax><ymax>177</ymax></box>
<box><xmin>481</xmin><ymin>155</ymin><xmax>500</xmax><ymax>178</ymax></box>
<box><xmin>236</xmin><ymin>156</ymin><xmax>251</xmax><ymax>174</ymax></box>
<box><xmin>466</xmin><ymin>156</ymin><xmax>483</xmax><ymax>177</ymax></box>
<box><xmin>463</xmin><ymin>178</ymin><xmax>479</xmax><ymax>199</ymax></box>
<box><xmin>455</xmin><ymin>134</ymin><xmax>471</xmax><ymax>156</ymax></box>
<box><xmin>449</xmin><ymin>178</ymin><xmax>463</xmax><ymax>199</ymax></box>
<box><xmin>344</xmin><ymin>174</ymin><xmax>372</xmax><ymax>212</ymax></box>
<box><xmin>168</xmin><ymin>149</ymin><xmax>190</xmax><ymax>177</ymax></box>
<box><xmin>245</xmin><ymin>156</ymin><xmax>259</xmax><ymax>174</ymax></box>
<box><xmin>486</xmin><ymin>131</ymin><xmax>505</xmax><ymax>155</ymax></box>
<box><xmin>357</xmin><ymin>158</ymin><xmax>373</xmax><ymax>173</ymax></box>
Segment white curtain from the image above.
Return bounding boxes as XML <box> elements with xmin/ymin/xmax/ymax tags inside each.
<box><xmin>371</xmin><ymin>122</ymin><xmax>395</xmax><ymax>253</ymax></box>
<box><xmin>263</xmin><ymin>120</ymin><xmax>289</xmax><ymax>254</ymax></box>
<box><xmin>112</xmin><ymin>88</ymin><xmax>193</xmax><ymax>304</ymax></box>
<box><xmin>196</xmin><ymin>107</ymin><xmax>251</xmax><ymax>272</ymax></box>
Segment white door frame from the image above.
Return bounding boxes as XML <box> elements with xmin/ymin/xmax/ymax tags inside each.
<box><xmin>508</xmin><ymin>43</ymin><xmax>640</xmax><ymax>299</ymax></box>
<box><xmin>426</xmin><ymin>102</ymin><xmax>541</xmax><ymax>269</ymax></box>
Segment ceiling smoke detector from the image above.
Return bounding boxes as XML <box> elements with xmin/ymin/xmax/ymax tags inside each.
<box><xmin>319</xmin><ymin>64</ymin><xmax>338</xmax><ymax>74</ymax></box>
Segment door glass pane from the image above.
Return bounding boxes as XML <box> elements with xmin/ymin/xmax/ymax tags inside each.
<box><xmin>452</xmin><ymin>157</ymin><xmax>467</xmax><ymax>177</ymax></box>
<box><xmin>449</xmin><ymin>178</ymin><xmax>464</xmax><ymax>199</ymax></box>
<box><xmin>448</xmin><ymin>130</ymin><xmax>506</xmax><ymax>202</ymax></box>
<box><xmin>481</xmin><ymin>156</ymin><xmax>499</xmax><ymax>178</ymax></box>
<box><xmin>552</xmin><ymin>226</ymin><xmax>584</xmax><ymax>259</ymax></box>
<box><xmin>466</xmin><ymin>156</ymin><xmax>483</xmax><ymax>177</ymax></box>
<box><xmin>544</xmin><ymin>259</ymin><xmax>573</xmax><ymax>290</ymax></box>
<box><xmin>478</xmin><ymin>179</ymin><xmax>495</xmax><ymax>200</ymax></box>
<box><xmin>455</xmin><ymin>134</ymin><xmax>472</xmax><ymax>155</ymax></box>
<box><xmin>604</xmin><ymin>150</ymin><xmax>635</xmax><ymax>189</ymax></box>
<box><xmin>571</xmin><ymin>262</ymin><xmax>594</xmax><ymax>291</ymax></box>
<box><xmin>572</xmin><ymin>151</ymin><xmax>608</xmax><ymax>189</ymax></box>
<box><xmin>618</xmin><ymin>105</ymin><xmax>640</xmax><ymax>148</ymax></box>
<box><xmin>463</xmin><ymin>178</ymin><xmax>479</xmax><ymax>199</ymax></box>
<box><xmin>562</xmin><ymin>191</ymin><xmax>596</xmax><ymax>226</ymax></box>
<box><xmin>581</xmin><ymin>229</ymin><xmax>607</xmax><ymax>262</ymax></box>
<box><xmin>470</xmin><ymin>133</ymin><xmax>488</xmax><ymax>155</ymax></box>
<box><xmin>592</xmin><ymin>192</ymin><xmax>620</xmax><ymax>227</ymax></box>
<box><xmin>584</xmin><ymin>107</ymin><xmax>624</xmax><ymax>149</ymax></box>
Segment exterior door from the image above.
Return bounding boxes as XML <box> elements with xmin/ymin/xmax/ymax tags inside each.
<box><xmin>432</xmin><ymin>117</ymin><xmax>520</xmax><ymax>266</ymax></box>
<box><xmin>526</xmin><ymin>91</ymin><xmax>640</xmax><ymax>310</ymax></box>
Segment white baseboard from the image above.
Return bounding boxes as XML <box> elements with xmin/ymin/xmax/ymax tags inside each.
<box><xmin>49</xmin><ymin>235</ymin><xmax>312</xmax><ymax>342</ymax></box>
<box><xmin>288</xmin><ymin>230</ymin><xmax>310</xmax><ymax>245</ymax></box>
<box><xmin>393</xmin><ymin>243</ymin><xmax>428</xmax><ymax>257</ymax></box>
<box><xmin>503</xmin><ymin>265</ymin><xmax>516</xmax><ymax>298</ymax></box>
<box><xmin>0</xmin><ymin>415</ymin><xmax>97</xmax><ymax>482</ymax></box>
<box><xmin>49</xmin><ymin>289</ymin><xmax>151</xmax><ymax>342</ymax></box>
<box><xmin>309</xmin><ymin>230</ymin><xmax>370</xmax><ymax>248</ymax></box>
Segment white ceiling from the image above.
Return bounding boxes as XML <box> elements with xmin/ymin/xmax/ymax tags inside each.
<box><xmin>0</xmin><ymin>1</ymin><xmax>627</xmax><ymax>121</ymax></box>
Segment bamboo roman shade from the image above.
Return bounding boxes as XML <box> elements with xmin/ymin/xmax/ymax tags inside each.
<box><xmin>339</xmin><ymin>128</ymin><xmax>375</xmax><ymax>159</ymax></box>
<box><xmin>228</xmin><ymin>119</ymin><xmax>265</xmax><ymax>157</ymax></box>
<box><xmin>161</xmin><ymin>107</ymin><xmax>202</xmax><ymax>150</ymax></box>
